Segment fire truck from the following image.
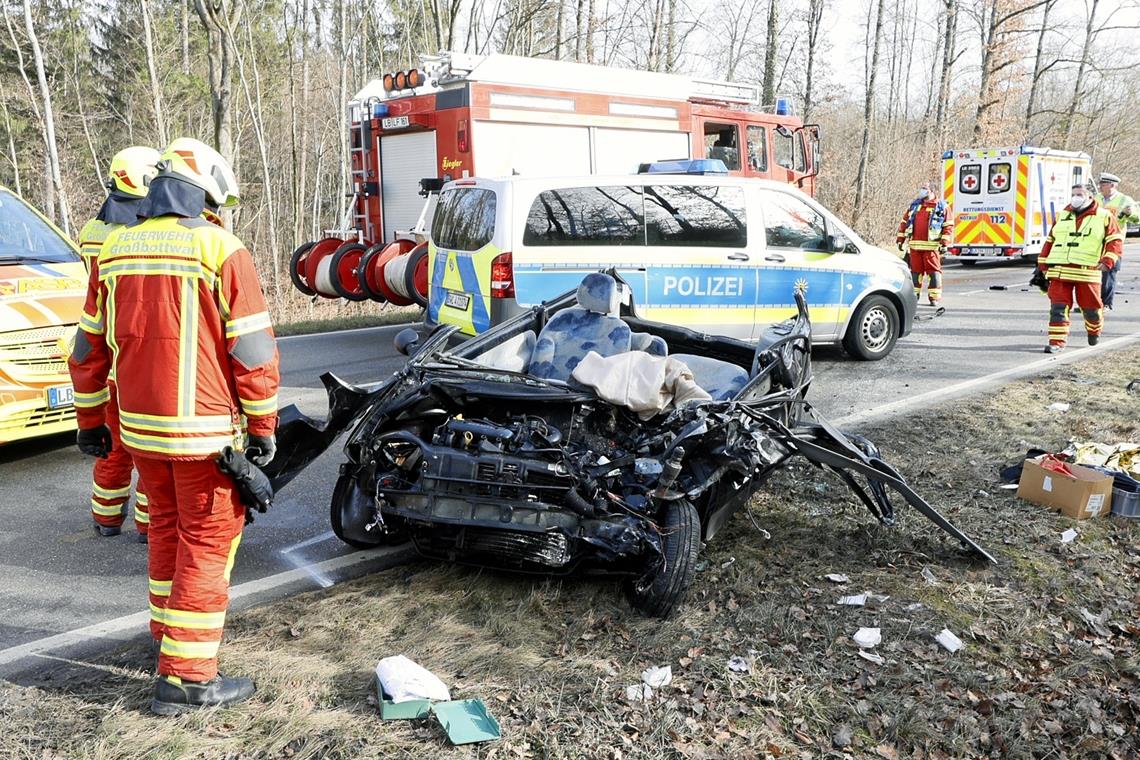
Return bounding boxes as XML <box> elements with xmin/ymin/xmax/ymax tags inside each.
<box><xmin>289</xmin><ymin>51</ymin><xmax>821</xmax><ymax>305</ymax></box>
<box><xmin>941</xmin><ymin>146</ymin><xmax>1092</xmax><ymax>264</ymax></box>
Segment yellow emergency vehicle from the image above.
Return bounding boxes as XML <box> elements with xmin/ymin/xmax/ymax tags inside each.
<box><xmin>0</xmin><ymin>186</ymin><xmax>86</xmax><ymax>444</ymax></box>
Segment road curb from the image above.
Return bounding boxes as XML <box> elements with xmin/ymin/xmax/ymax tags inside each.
<box><xmin>0</xmin><ymin>544</ymin><xmax>416</xmax><ymax>681</ymax></box>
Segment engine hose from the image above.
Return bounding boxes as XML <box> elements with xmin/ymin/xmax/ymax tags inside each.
<box><xmin>444</xmin><ymin>419</ymin><xmax>515</xmax><ymax>442</ymax></box>
<box><xmin>564</xmin><ymin>488</ymin><xmax>598</xmax><ymax>517</ymax></box>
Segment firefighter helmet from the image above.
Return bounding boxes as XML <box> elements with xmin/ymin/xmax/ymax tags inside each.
<box><xmin>156</xmin><ymin>137</ymin><xmax>240</xmax><ymax>208</ymax></box>
<box><xmin>107</xmin><ymin>146</ymin><xmax>160</xmax><ymax>198</ymax></box>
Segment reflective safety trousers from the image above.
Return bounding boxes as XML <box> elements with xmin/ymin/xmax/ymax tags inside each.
<box><xmin>68</xmin><ymin>214</ymin><xmax>280</xmax><ymax>461</ymax></box>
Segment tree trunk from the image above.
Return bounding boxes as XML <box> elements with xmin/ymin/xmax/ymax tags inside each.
<box><xmin>666</xmin><ymin>0</ymin><xmax>676</xmax><ymax>71</ymax></box>
<box><xmin>1062</xmin><ymin>0</ymin><xmax>1097</xmax><ymax>145</ymax></box>
<box><xmin>923</xmin><ymin>9</ymin><xmax>943</xmax><ymax>122</ymax></box>
<box><xmin>761</xmin><ymin>0</ymin><xmax>779</xmax><ymax>105</ymax></box>
<box><xmin>555</xmin><ymin>0</ymin><xmax>564</xmax><ymax>59</ymax></box>
<box><xmin>852</xmin><ymin>0</ymin><xmax>885</xmax><ymax>226</ymax></box>
<box><xmin>934</xmin><ymin>0</ymin><xmax>957</xmax><ymax>140</ymax></box>
<box><xmin>0</xmin><ymin>79</ymin><xmax>22</xmax><ymax>196</ymax></box>
<box><xmin>22</xmin><ymin>0</ymin><xmax>70</xmax><ymax>235</ymax></box>
<box><xmin>1024</xmin><ymin>0</ymin><xmax>1054</xmax><ymax>134</ymax></box>
<box><xmin>194</xmin><ymin>0</ymin><xmax>243</xmax><ymax>163</ymax></box>
<box><xmin>803</xmin><ymin>0</ymin><xmax>825</xmax><ymax>121</ymax></box>
<box><xmin>586</xmin><ymin>0</ymin><xmax>595</xmax><ymax>62</ymax></box>
<box><xmin>141</xmin><ymin>0</ymin><xmax>169</xmax><ymax>147</ymax></box>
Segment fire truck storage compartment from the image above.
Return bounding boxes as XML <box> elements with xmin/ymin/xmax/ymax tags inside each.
<box><xmin>472</xmin><ymin>122</ymin><xmax>592</xmax><ymax>177</ymax></box>
<box><xmin>593</xmin><ymin>129</ymin><xmax>691</xmax><ymax>174</ymax></box>
<box><xmin>381</xmin><ymin>131</ymin><xmax>439</xmax><ymax>241</ymax></box>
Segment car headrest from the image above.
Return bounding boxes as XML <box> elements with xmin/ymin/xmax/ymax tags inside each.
<box><xmin>577</xmin><ymin>273</ymin><xmax>620</xmax><ymax>315</ymax></box>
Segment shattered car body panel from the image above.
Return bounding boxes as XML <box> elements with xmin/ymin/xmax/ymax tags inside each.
<box><xmin>268</xmin><ymin>277</ymin><xmax>994</xmax><ymax>616</ymax></box>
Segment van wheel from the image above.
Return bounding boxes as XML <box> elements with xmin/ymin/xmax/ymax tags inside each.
<box><xmin>843</xmin><ymin>295</ymin><xmax>899</xmax><ymax>361</ymax></box>
<box><xmin>626</xmin><ymin>499</ymin><xmax>700</xmax><ymax>618</ymax></box>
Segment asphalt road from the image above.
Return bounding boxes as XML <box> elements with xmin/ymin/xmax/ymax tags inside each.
<box><xmin>2</xmin><ymin>244</ymin><xmax>1138</xmax><ymax>669</ymax></box>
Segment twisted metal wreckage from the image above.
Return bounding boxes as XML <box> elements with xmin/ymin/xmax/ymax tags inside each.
<box><xmin>266</xmin><ymin>276</ymin><xmax>994</xmax><ymax>617</ymax></box>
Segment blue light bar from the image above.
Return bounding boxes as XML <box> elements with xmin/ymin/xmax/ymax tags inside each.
<box><xmin>637</xmin><ymin>159</ymin><xmax>730</xmax><ymax>175</ymax></box>
<box><xmin>775</xmin><ymin>97</ymin><xmax>793</xmax><ymax>116</ymax></box>
<box><xmin>372</xmin><ymin>102</ymin><xmax>390</xmax><ymax>118</ymax></box>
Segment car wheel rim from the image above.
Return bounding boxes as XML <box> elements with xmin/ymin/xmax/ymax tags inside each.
<box><xmin>860</xmin><ymin>307</ymin><xmax>892</xmax><ymax>353</ymax></box>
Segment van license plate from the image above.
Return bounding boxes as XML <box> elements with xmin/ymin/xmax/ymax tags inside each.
<box><xmin>445</xmin><ymin>291</ymin><xmax>471</xmax><ymax>310</ymax></box>
<box><xmin>381</xmin><ymin>116</ymin><xmax>409</xmax><ymax>130</ymax></box>
<box><xmin>46</xmin><ymin>385</ymin><xmax>74</xmax><ymax>409</ymax></box>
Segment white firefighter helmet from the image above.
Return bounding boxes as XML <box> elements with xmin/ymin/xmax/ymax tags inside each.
<box><xmin>156</xmin><ymin>137</ymin><xmax>240</xmax><ymax>208</ymax></box>
<box><xmin>107</xmin><ymin>146</ymin><xmax>160</xmax><ymax>198</ymax></box>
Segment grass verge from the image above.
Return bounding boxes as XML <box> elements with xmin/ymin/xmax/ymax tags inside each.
<box><xmin>274</xmin><ymin>308</ymin><xmax>422</xmax><ymax>337</ymax></box>
<box><xmin>3</xmin><ymin>350</ymin><xmax>1138</xmax><ymax>759</ymax></box>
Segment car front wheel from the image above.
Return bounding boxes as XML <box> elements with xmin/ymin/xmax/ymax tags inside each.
<box><xmin>843</xmin><ymin>294</ymin><xmax>899</xmax><ymax>361</ymax></box>
<box><xmin>626</xmin><ymin>499</ymin><xmax>701</xmax><ymax>618</ymax></box>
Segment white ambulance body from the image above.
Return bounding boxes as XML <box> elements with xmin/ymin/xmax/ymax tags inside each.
<box><xmin>942</xmin><ymin>146</ymin><xmax>1092</xmax><ymax>262</ymax></box>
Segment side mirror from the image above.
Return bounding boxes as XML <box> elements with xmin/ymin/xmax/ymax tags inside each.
<box><xmin>828</xmin><ymin>233</ymin><xmax>853</xmax><ymax>253</ymax></box>
<box><xmin>394</xmin><ymin>327</ymin><xmax>420</xmax><ymax>356</ymax></box>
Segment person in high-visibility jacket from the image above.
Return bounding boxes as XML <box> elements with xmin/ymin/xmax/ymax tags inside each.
<box><xmin>895</xmin><ymin>182</ymin><xmax>952</xmax><ymax>306</ymax></box>
<box><xmin>75</xmin><ymin>146</ymin><xmax>159</xmax><ymax>540</ymax></box>
<box><xmin>1038</xmin><ymin>183</ymin><xmax>1123</xmax><ymax>353</ymax></box>
<box><xmin>68</xmin><ymin>137</ymin><xmax>279</xmax><ymax>714</ymax></box>
<box><xmin>1095</xmin><ymin>172</ymin><xmax>1137</xmax><ymax>310</ymax></box>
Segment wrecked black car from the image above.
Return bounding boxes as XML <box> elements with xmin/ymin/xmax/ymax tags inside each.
<box><xmin>268</xmin><ymin>272</ymin><xmax>994</xmax><ymax>617</ymax></box>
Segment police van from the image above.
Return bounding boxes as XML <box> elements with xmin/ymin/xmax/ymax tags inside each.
<box><xmin>426</xmin><ymin>163</ymin><xmax>916</xmax><ymax>360</ymax></box>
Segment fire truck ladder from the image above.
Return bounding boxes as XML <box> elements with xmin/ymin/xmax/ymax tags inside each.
<box><xmin>345</xmin><ymin>98</ymin><xmax>380</xmax><ymax>242</ymax></box>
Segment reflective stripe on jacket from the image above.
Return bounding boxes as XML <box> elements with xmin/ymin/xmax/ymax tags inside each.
<box><xmin>68</xmin><ymin>214</ymin><xmax>280</xmax><ymax>460</ymax></box>
<box><xmin>1096</xmin><ymin>192</ymin><xmax>1139</xmax><ymax>225</ymax></box>
<box><xmin>77</xmin><ymin>218</ymin><xmax>118</xmax><ymax>271</ymax></box>
<box><xmin>896</xmin><ymin>198</ymin><xmax>950</xmax><ymax>251</ymax></box>
<box><xmin>1041</xmin><ymin>203</ymin><xmax>1123</xmax><ymax>277</ymax></box>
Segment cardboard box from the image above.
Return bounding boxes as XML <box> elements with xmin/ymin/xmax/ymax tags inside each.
<box><xmin>1017</xmin><ymin>458</ymin><xmax>1114</xmax><ymax>520</ymax></box>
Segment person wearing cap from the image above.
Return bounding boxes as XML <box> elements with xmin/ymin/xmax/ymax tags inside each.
<box><xmin>68</xmin><ymin>137</ymin><xmax>279</xmax><ymax>714</ymax></box>
<box><xmin>1095</xmin><ymin>172</ymin><xmax>1136</xmax><ymax>310</ymax></box>
<box><xmin>895</xmin><ymin>181</ymin><xmax>951</xmax><ymax>306</ymax></box>
<box><xmin>1037</xmin><ymin>183</ymin><xmax>1123</xmax><ymax>353</ymax></box>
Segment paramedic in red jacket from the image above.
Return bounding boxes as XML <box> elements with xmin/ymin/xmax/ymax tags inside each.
<box><xmin>1038</xmin><ymin>183</ymin><xmax>1123</xmax><ymax>353</ymax></box>
<box><xmin>68</xmin><ymin>138</ymin><xmax>279</xmax><ymax>714</ymax></box>
<box><xmin>895</xmin><ymin>182</ymin><xmax>952</xmax><ymax>306</ymax></box>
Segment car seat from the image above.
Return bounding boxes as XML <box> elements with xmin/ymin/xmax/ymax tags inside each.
<box><xmin>671</xmin><ymin>354</ymin><xmax>749</xmax><ymax>401</ymax></box>
<box><xmin>530</xmin><ymin>273</ymin><xmax>632</xmax><ymax>381</ymax></box>
<box><xmin>631</xmin><ymin>332</ymin><xmax>668</xmax><ymax>357</ymax></box>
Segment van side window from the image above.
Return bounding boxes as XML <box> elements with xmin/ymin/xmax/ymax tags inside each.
<box><xmin>523</xmin><ymin>186</ymin><xmax>644</xmax><ymax>246</ymax></box>
<box><xmin>959</xmin><ymin>164</ymin><xmax>981</xmax><ymax>195</ymax></box>
<box><xmin>644</xmin><ymin>185</ymin><xmax>747</xmax><ymax>247</ymax></box>
<box><xmin>746</xmin><ymin>126</ymin><xmax>768</xmax><ymax>172</ymax></box>
<box><xmin>703</xmin><ymin>122</ymin><xmax>741</xmax><ymax>170</ymax></box>
<box><xmin>1072</xmin><ymin>165</ymin><xmax>1084</xmax><ymax>187</ymax></box>
<box><xmin>774</xmin><ymin>129</ymin><xmax>794</xmax><ymax>170</ymax></box>
<box><xmin>794</xmin><ymin>132</ymin><xmax>807</xmax><ymax>173</ymax></box>
<box><xmin>988</xmin><ymin>163</ymin><xmax>1011</xmax><ymax>193</ymax></box>
<box><xmin>431</xmin><ymin>188</ymin><xmax>498</xmax><ymax>251</ymax></box>
<box><xmin>759</xmin><ymin>191</ymin><xmax>828</xmax><ymax>252</ymax></box>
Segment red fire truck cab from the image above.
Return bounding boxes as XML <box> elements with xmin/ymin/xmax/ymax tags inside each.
<box><xmin>290</xmin><ymin>51</ymin><xmax>821</xmax><ymax>305</ymax></box>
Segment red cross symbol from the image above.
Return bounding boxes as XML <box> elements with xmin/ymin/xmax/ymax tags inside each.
<box><xmin>963</xmin><ymin>175</ymin><xmax>978</xmax><ymax>189</ymax></box>
<box><xmin>1050</xmin><ymin>173</ymin><xmax>1056</xmax><ymax>183</ymax></box>
<box><xmin>993</xmin><ymin>174</ymin><xmax>1007</xmax><ymax>189</ymax></box>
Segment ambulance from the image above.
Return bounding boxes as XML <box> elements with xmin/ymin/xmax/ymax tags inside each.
<box><xmin>0</xmin><ymin>187</ymin><xmax>86</xmax><ymax>444</ymax></box>
<box><xmin>941</xmin><ymin>146</ymin><xmax>1092</xmax><ymax>263</ymax></box>
<box><xmin>426</xmin><ymin>163</ymin><xmax>916</xmax><ymax>360</ymax></box>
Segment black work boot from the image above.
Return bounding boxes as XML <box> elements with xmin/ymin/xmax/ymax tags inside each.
<box><xmin>94</xmin><ymin>522</ymin><xmax>121</xmax><ymax>537</ymax></box>
<box><xmin>1088</xmin><ymin>334</ymin><xmax>1099</xmax><ymax>346</ymax></box>
<box><xmin>150</xmin><ymin>673</ymin><xmax>256</xmax><ymax>715</ymax></box>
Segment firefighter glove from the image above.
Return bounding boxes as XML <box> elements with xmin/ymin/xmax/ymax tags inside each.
<box><xmin>77</xmin><ymin>425</ymin><xmax>113</xmax><ymax>459</ymax></box>
<box><xmin>1029</xmin><ymin>268</ymin><xmax>1049</xmax><ymax>293</ymax></box>
<box><xmin>246</xmin><ymin>434</ymin><xmax>276</xmax><ymax>466</ymax></box>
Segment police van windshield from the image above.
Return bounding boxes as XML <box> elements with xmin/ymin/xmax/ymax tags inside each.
<box><xmin>0</xmin><ymin>189</ymin><xmax>80</xmax><ymax>264</ymax></box>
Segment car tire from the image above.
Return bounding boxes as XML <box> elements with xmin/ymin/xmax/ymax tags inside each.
<box><xmin>843</xmin><ymin>294</ymin><xmax>899</xmax><ymax>361</ymax></box>
<box><xmin>626</xmin><ymin>498</ymin><xmax>701</xmax><ymax>618</ymax></box>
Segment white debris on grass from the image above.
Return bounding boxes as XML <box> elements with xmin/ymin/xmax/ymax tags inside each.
<box><xmin>921</xmin><ymin>567</ymin><xmax>938</xmax><ymax>586</ymax></box>
<box><xmin>852</xmin><ymin>628</ymin><xmax>881</xmax><ymax>648</ymax></box>
<box><xmin>1061</xmin><ymin>528</ymin><xmax>1079</xmax><ymax>544</ymax></box>
<box><xmin>825</xmin><ymin>573</ymin><xmax>850</xmax><ymax>583</ymax></box>
<box><xmin>625</xmin><ymin>684</ymin><xmax>653</xmax><ymax>701</ymax></box>
<box><xmin>838</xmin><ymin>593</ymin><xmax>868</xmax><ymax>606</ymax></box>
<box><xmin>1047</xmin><ymin>402</ymin><xmax>1071</xmax><ymax>412</ymax></box>
<box><xmin>935</xmin><ymin>628</ymin><xmax>965</xmax><ymax>653</ymax></box>
<box><xmin>641</xmin><ymin>665</ymin><xmax>672</xmax><ymax>689</ymax></box>
<box><xmin>727</xmin><ymin>656</ymin><xmax>750</xmax><ymax>673</ymax></box>
<box><xmin>858</xmin><ymin>650</ymin><xmax>885</xmax><ymax>665</ymax></box>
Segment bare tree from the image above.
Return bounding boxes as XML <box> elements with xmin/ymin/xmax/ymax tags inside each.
<box><xmin>140</xmin><ymin>0</ymin><xmax>169</xmax><ymax>147</ymax></box>
<box><xmin>1061</xmin><ymin>0</ymin><xmax>1098</xmax><ymax>145</ymax></box>
<box><xmin>934</xmin><ymin>0</ymin><xmax>959</xmax><ymax>140</ymax></box>
<box><xmin>1023</xmin><ymin>0</ymin><xmax>1055</xmax><ymax>135</ymax></box>
<box><xmin>0</xmin><ymin>78</ymin><xmax>22</xmax><ymax>196</ymax></box>
<box><xmin>852</xmin><ymin>0</ymin><xmax>885</xmax><ymax>225</ymax></box>
<box><xmin>194</xmin><ymin>0</ymin><xmax>244</xmax><ymax>162</ymax></box>
<box><xmin>21</xmin><ymin>0</ymin><xmax>70</xmax><ymax>234</ymax></box>
<box><xmin>761</xmin><ymin>0</ymin><xmax>779</xmax><ymax>105</ymax></box>
<box><xmin>803</xmin><ymin>0</ymin><xmax>826</xmax><ymax>122</ymax></box>
<box><xmin>971</xmin><ymin>0</ymin><xmax>1048</xmax><ymax>141</ymax></box>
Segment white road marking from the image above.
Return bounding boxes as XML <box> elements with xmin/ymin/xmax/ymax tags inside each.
<box><xmin>0</xmin><ymin>545</ymin><xmax>407</xmax><ymax>669</ymax></box>
<box><xmin>832</xmin><ymin>329</ymin><xmax>1140</xmax><ymax>429</ymax></box>
<box><xmin>280</xmin><ymin>530</ymin><xmax>336</xmax><ymax>554</ymax></box>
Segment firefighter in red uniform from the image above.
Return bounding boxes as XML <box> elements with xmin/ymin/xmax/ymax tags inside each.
<box><xmin>1038</xmin><ymin>183</ymin><xmax>1123</xmax><ymax>353</ymax></box>
<box><xmin>895</xmin><ymin>182</ymin><xmax>952</xmax><ymax>306</ymax></box>
<box><xmin>75</xmin><ymin>146</ymin><xmax>159</xmax><ymax>540</ymax></box>
<box><xmin>69</xmin><ymin>138</ymin><xmax>279</xmax><ymax>714</ymax></box>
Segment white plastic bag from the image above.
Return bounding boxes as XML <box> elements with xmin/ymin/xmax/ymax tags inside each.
<box><xmin>375</xmin><ymin>655</ymin><xmax>451</xmax><ymax>703</ymax></box>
